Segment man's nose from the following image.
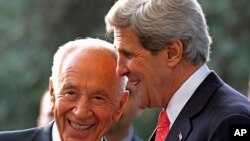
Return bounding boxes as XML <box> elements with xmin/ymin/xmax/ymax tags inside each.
<box><xmin>72</xmin><ymin>97</ymin><xmax>92</xmax><ymax>118</ymax></box>
<box><xmin>116</xmin><ymin>56</ymin><xmax>129</xmax><ymax>76</ymax></box>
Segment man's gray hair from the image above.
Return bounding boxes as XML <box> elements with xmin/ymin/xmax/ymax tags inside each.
<box><xmin>105</xmin><ymin>0</ymin><xmax>212</xmax><ymax>64</ymax></box>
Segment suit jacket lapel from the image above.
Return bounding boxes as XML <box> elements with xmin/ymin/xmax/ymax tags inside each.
<box><xmin>166</xmin><ymin>72</ymin><xmax>223</xmax><ymax>141</ymax></box>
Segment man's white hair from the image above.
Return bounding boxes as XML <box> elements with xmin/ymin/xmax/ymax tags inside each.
<box><xmin>50</xmin><ymin>38</ymin><xmax>127</xmax><ymax>94</ymax></box>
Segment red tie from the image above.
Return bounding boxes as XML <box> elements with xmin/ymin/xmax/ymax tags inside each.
<box><xmin>155</xmin><ymin>110</ymin><xmax>170</xmax><ymax>141</ymax></box>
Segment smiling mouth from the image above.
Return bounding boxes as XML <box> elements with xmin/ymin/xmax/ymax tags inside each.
<box><xmin>131</xmin><ymin>80</ymin><xmax>140</xmax><ymax>86</ymax></box>
<box><xmin>68</xmin><ymin>120</ymin><xmax>94</xmax><ymax>130</ymax></box>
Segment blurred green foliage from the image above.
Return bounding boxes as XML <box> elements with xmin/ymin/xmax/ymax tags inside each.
<box><xmin>0</xmin><ymin>0</ymin><xmax>249</xmax><ymax>140</ymax></box>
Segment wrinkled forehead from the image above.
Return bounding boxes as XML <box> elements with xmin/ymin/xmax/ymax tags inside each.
<box><xmin>57</xmin><ymin>47</ymin><xmax>125</xmax><ymax>91</ymax></box>
<box><xmin>62</xmin><ymin>47</ymin><xmax>117</xmax><ymax>74</ymax></box>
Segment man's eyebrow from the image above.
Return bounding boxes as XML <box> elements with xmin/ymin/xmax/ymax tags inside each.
<box><xmin>94</xmin><ymin>89</ymin><xmax>108</xmax><ymax>95</ymax></box>
<box><xmin>63</xmin><ymin>82</ymin><xmax>76</xmax><ymax>89</ymax></box>
<box><xmin>117</xmin><ymin>47</ymin><xmax>133</xmax><ymax>56</ymax></box>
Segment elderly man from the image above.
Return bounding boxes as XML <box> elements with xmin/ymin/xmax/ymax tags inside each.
<box><xmin>105</xmin><ymin>0</ymin><xmax>250</xmax><ymax>141</ymax></box>
<box><xmin>0</xmin><ymin>38</ymin><xmax>128</xmax><ymax>141</ymax></box>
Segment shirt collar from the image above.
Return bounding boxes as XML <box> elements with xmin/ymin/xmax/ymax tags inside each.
<box><xmin>52</xmin><ymin>122</ymin><xmax>61</xmax><ymax>141</ymax></box>
<box><xmin>166</xmin><ymin>64</ymin><xmax>211</xmax><ymax>128</ymax></box>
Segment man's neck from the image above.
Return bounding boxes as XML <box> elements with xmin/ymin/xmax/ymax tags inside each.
<box><xmin>163</xmin><ymin>61</ymin><xmax>204</xmax><ymax>107</ymax></box>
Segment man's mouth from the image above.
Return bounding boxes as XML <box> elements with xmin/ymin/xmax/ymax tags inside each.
<box><xmin>130</xmin><ymin>80</ymin><xmax>140</xmax><ymax>86</ymax></box>
<box><xmin>68</xmin><ymin>120</ymin><xmax>94</xmax><ymax>130</ymax></box>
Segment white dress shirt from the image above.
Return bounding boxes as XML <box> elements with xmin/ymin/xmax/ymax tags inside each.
<box><xmin>52</xmin><ymin>123</ymin><xmax>61</xmax><ymax>141</ymax></box>
<box><xmin>166</xmin><ymin>64</ymin><xmax>211</xmax><ymax>128</ymax></box>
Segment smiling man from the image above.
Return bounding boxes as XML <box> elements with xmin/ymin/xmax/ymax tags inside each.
<box><xmin>0</xmin><ymin>38</ymin><xmax>128</xmax><ymax>141</ymax></box>
<box><xmin>105</xmin><ymin>0</ymin><xmax>250</xmax><ymax>141</ymax></box>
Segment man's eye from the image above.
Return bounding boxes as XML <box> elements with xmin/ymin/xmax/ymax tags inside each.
<box><xmin>92</xmin><ymin>95</ymin><xmax>106</xmax><ymax>103</ymax></box>
<box><xmin>59</xmin><ymin>90</ymin><xmax>78</xmax><ymax>101</ymax></box>
<box><xmin>65</xmin><ymin>91</ymin><xmax>77</xmax><ymax>97</ymax></box>
<box><xmin>125</xmin><ymin>54</ymin><xmax>133</xmax><ymax>59</ymax></box>
<box><xmin>119</xmin><ymin>50</ymin><xmax>133</xmax><ymax>59</ymax></box>
<box><xmin>123</xmin><ymin>52</ymin><xmax>133</xmax><ymax>59</ymax></box>
<box><xmin>94</xmin><ymin>96</ymin><xmax>105</xmax><ymax>100</ymax></box>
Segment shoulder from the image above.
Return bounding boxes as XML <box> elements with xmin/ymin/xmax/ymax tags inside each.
<box><xmin>202</xmin><ymin>72</ymin><xmax>250</xmax><ymax>114</ymax></box>
<box><xmin>191</xmin><ymin>72</ymin><xmax>250</xmax><ymax>118</ymax></box>
<box><xmin>212</xmin><ymin>82</ymin><xmax>250</xmax><ymax>115</ymax></box>
<box><xmin>0</xmin><ymin>127</ymin><xmax>38</xmax><ymax>141</ymax></box>
<box><xmin>0</xmin><ymin>122</ymin><xmax>53</xmax><ymax>141</ymax></box>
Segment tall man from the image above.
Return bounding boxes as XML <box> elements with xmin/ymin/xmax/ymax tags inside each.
<box><xmin>105</xmin><ymin>0</ymin><xmax>250</xmax><ymax>140</ymax></box>
<box><xmin>0</xmin><ymin>38</ymin><xmax>128</xmax><ymax>141</ymax></box>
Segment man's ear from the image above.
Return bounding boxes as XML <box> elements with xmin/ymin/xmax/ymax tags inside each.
<box><xmin>49</xmin><ymin>78</ymin><xmax>56</xmax><ymax>111</ymax></box>
<box><xmin>166</xmin><ymin>40</ymin><xmax>183</xmax><ymax>67</ymax></box>
<box><xmin>113</xmin><ymin>91</ymin><xmax>129</xmax><ymax>122</ymax></box>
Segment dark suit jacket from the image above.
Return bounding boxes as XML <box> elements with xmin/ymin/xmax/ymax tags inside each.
<box><xmin>149</xmin><ymin>72</ymin><xmax>250</xmax><ymax>141</ymax></box>
<box><xmin>0</xmin><ymin>122</ymin><xmax>53</xmax><ymax>141</ymax></box>
<box><xmin>0</xmin><ymin>122</ymin><xmax>107</xmax><ymax>141</ymax></box>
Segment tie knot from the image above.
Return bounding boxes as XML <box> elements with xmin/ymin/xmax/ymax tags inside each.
<box><xmin>157</xmin><ymin>111</ymin><xmax>170</xmax><ymax>128</ymax></box>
